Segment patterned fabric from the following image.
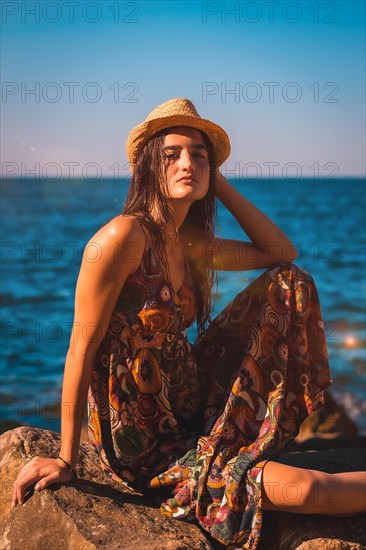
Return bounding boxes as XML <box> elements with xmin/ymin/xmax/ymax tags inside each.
<box><xmin>87</xmin><ymin>221</ymin><xmax>332</xmax><ymax>549</ymax></box>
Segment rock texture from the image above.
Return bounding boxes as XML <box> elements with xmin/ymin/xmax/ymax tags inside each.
<box><xmin>287</xmin><ymin>390</ymin><xmax>360</xmax><ymax>447</ymax></box>
<box><xmin>1</xmin><ymin>427</ymin><xmax>365</xmax><ymax>550</ymax></box>
<box><xmin>0</xmin><ymin>427</ymin><xmax>212</xmax><ymax>550</ymax></box>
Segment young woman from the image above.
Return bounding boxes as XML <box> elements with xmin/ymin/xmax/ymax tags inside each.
<box><xmin>12</xmin><ymin>99</ymin><xmax>366</xmax><ymax>549</ymax></box>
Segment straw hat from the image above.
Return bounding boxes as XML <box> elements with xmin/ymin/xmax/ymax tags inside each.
<box><xmin>126</xmin><ymin>98</ymin><xmax>230</xmax><ymax>171</ymax></box>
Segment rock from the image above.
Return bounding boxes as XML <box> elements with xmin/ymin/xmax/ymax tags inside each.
<box><xmin>1</xmin><ymin>427</ymin><xmax>365</xmax><ymax>550</ymax></box>
<box><xmin>0</xmin><ymin>427</ymin><xmax>212</xmax><ymax>550</ymax></box>
<box><xmin>295</xmin><ymin>390</ymin><xmax>358</xmax><ymax>441</ymax></box>
<box><xmin>286</xmin><ymin>390</ymin><xmax>362</xmax><ymax>452</ymax></box>
<box><xmin>286</xmin><ymin>434</ymin><xmax>366</xmax><ymax>452</ymax></box>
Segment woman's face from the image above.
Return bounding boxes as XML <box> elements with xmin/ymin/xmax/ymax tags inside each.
<box><xmin>162</xmin><ymin>126</ymin><xmax>210</xmax><ymax>202</ymax></box>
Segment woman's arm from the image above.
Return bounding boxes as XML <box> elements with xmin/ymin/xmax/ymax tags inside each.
<box><xmin>187</xmin><ymin>171</ymin><xmax>298</xmax><ymax>271</ymax></box>
<box><xmin>59</xmin><ymin>215</ymin><xmax>145</xmax><ymax>465</ymax></box>
<box><xmin>187</xmin><ymin>170</ymin><xmax>297</xmax><ymax>271</ymax></box>
<box><xmin>12</xmin><ymin>215</ymin><xmax>145</xmax><ymax>505</ymax></box>
<box><xmin>215</xmin><ymin>171</ymin><xmax>297</xmax><ymax>261</ymax></box>
<box><xmin>57</xmin><ymin>348</ymin><xmax>96</xmax><ymax>469</ymax></box>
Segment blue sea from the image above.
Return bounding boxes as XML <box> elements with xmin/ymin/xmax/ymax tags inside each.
<box><xmin>1</xmin><ymin>178</ymin><xmax>365</xmax><ymax>433</ymax></box>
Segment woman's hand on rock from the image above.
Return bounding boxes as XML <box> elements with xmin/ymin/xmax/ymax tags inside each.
<box><xmin>11</xmin><ymin>456</ymin><xmax>74</xmax><ymax>507</ymax></box>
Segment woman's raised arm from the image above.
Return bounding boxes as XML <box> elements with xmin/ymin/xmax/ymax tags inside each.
<box><xmin>212</xmin><ymin>170</ymin><xmax>298</xmax><ymax>269</ymax></box>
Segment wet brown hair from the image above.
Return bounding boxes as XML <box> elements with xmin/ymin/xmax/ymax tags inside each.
<box><xmin>121</xmin><ymin>127</ymin><xmax>220</xmax><ymax>339</ymax></box>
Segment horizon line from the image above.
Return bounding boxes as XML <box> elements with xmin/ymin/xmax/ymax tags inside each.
<box><xmin>1</xmin><ymin>176</ymin><xmax>366</xmax><ymax>181</ymax></box>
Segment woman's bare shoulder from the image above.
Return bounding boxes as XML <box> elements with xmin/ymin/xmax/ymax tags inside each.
<box><xmin>72</xmin><ymin>215</ymin><xmax>147</xmax><ymax>354</ymax></box>
<box><xmin>95</xmin><ymin>214</ymin><xmax>145</xmax><ymax>240</ymax></box>
<box><xmin>83</xmin><ymin>214</ymin><xmax>147</xmax><ymax>275</ymax></box>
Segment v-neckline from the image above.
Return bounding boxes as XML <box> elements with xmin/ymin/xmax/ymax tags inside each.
<box><xmin>148</xmin><ymin>240</ymin><xmax>188</xmax><ymax>299</ymax></box>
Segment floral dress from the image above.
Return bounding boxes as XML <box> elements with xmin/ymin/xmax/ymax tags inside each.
<box><xmin>87</xmin><ymin>219</ymin><xmax>332</xmax><ymax>549</ymax></box>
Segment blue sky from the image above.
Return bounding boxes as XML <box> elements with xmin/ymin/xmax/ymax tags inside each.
<box><xmin>1</xmin><ymin>0</ymin><xmax>365</xmax><ymax>178</ymax></box>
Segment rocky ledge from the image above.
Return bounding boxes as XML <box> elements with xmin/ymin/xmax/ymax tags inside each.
<box><xmin>0</xmin><ymin>427</ymin><xmax>365</xmax><ymax>550</ymax></box>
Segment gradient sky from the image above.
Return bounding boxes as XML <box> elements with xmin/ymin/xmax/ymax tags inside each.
<box><xmin>1</xmin><ymin>0</ymin><xmax>365</xmax><ymax>178</ymax></box>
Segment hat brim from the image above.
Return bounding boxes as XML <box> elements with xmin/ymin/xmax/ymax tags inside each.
<box><xmin>126</xmin><ymin>114</ymin><xmax>230</xmax><ymax>171</ymax></box>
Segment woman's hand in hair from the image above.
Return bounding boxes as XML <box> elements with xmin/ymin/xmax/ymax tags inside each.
<box><xmin>215</xmin><ymin>168</ymin><xmax>228</xmax><ymax>199</ymax></box>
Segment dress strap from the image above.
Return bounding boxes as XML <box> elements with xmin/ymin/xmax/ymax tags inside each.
<box><xmin>114</xmin><ymin>214</ymin><xmax>152</xmax><ymax>272</ymax></box>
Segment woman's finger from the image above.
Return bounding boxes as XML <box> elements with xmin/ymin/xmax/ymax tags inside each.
<box><xmin>34</xmin><ymin>470</ymin><xmax>61</xmax><ymax>492</ymax></box>
<box><xmin>13</xmin><ymin>469</ymin><xmax>40</xmax><ymax>506</ymax></box>
<box><xmin>12</xmin><ymin>463</ymin><xmax>40</xmax><ymax>506</ymax></box>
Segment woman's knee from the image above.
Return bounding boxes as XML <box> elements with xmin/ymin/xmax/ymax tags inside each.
<box><xmin>270</xmin><ymin>260</ymin><xmax>310</xmax><ymax>278</ymax></box>
<box><xmin>268</xmin><ymin>261</ymin><xmax>317</xmax><ymax>293</ymax></box>
<box><xmin>261</xmin><ymin>461</ymin><xmax>324</xmax><ymax>513</ymax></box>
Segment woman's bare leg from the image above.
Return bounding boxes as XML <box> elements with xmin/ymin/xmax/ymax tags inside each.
<box><xmin>261</xmin><ymin>460</ymin><xmax>366</xmax><ymax>515</ymax></box>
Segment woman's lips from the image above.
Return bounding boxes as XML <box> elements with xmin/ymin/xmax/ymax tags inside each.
<box><xmin>177</xmin><ymin>177</ymin><xmax>196</xmax><ymax>183</ymax></box>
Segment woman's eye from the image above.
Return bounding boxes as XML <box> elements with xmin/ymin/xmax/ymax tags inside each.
<box><xmin>164</xmin><ymin>152</ymin><xmax>207</xmax><ymax>161</ymax></box>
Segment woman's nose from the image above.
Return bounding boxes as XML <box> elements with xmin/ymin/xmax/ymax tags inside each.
<box><xmin>179</xmin><ymin>150</ymin><xmax>193</xmax><ymax>171</ymax></box>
